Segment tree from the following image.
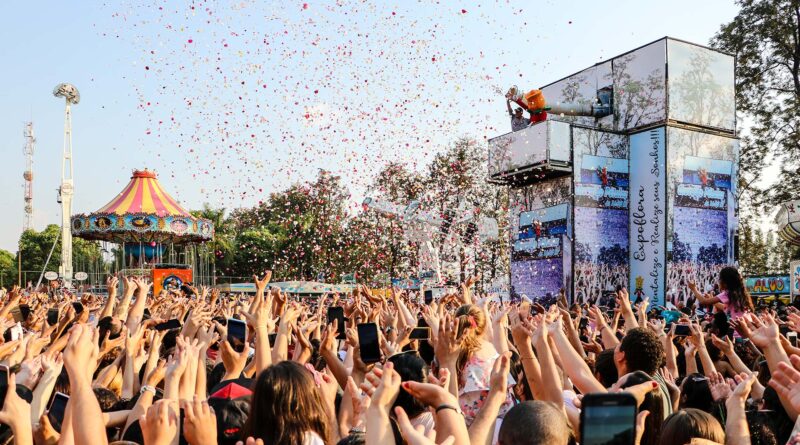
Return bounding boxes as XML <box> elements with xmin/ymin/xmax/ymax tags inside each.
<box><xmin>191</xmin><ymin>204</ymin><xmax>236</xmax><ymax>281</ymax></box>
<box><xmin>711</xmin><ymin>0</ymin><xmax>800</xmax><ymax>205</ymax></box>
<box><xmin>0</xmin><ymin>250</ymin><xmax>15</xmax><ymax>288</ymax></box>
<box><xmin>15</xmin><ymin>225</ymin><xmax>105</xmax><ymax>285</ymax></box>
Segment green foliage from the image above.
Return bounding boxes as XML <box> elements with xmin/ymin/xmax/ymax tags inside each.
<box><xmin>14</xmin><ymin>225</ymin><xmax>104</xmax><ymax>283</ymax></box>
<box><xmin>0</xmin><ymin>249</ymin><xmax>15</xmax><ymax>287</ymax></box>
<box><xmin>712</xmin><ymin>0</ymin><xmax>800</xmax><ymax>204</ymax></box>
<box><xmin>197</xmin><ymin>140</ymin><xmax>509</xmax><ymax>287</ymax></box>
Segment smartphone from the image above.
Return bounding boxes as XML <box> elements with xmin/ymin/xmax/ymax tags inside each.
<box><xmin>47</xmin><ymin>392</ymin><xmax>70</xmax><ymax>433</ymax></box>
<box><xmin>227</xmin><ymin>318</ymin><xmax>247</xmax><ymax>353</ymax></box>
<box><xmin>72</xmin><ymin>302</ymin><xmax>84</xmax><ymax>314</ymax></box>
<box><xmin>10</xmin><ymin>323</ymin><xmax>23</xmax><ymax>341</ymax></box>
<box><xmin>357</xmin><ymin>323</ymin><xmax>381</xmax><ymax>364</ymax></box>
<box><xmin>47</xmin><ymin>308</ymin><xmax>60</xmax><ymax>326</ymax></box>
<box><xmin>673</xmin><ymin>324</ymin><xmax>691</xmax><ymax>337</ymax></box>
<box><xmin>142</xmin><ymin>308</ymin><xmax>152</xmax><ymax>321</ymax></box>
<box><xmin>268</xmin><ymin>333</ymin><xmax>277</xmax><ymax>347</ymax></box>
<box><xmin>154</xmin><ymin>319</ymin><xmax>182</xmax><ymax>331</ymax></box>
<box><xmin>0</xmin><ymin>365</ymin><xmax>8</xmax><ymax>410</ymax></box>
<box><xmin>424</xmin><ymin>290</ymin><xmax>433</xmax><ymax>305</ymax></box>
<box><xmin>580</xmin><ymin>392</ymin><xmax>637</xmax><ymax>445</ymax></box>
<box><xmin>327</xmin><ymin>306</ymin><xmax>346</xmax><ymax>340</ymax></box>
<box><xmin>789</xmin><ymin>331</ymin><xmax>798</xmax><ymax>348</ymax></box>
<box><xmin>410</xmin><ymin>327</ymin><xmax>430</xmax><ymax>340</ymax></box>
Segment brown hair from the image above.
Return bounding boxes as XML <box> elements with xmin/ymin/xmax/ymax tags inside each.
<box><xmin>244</xmin><ymin>361</ymin><xmax>332</xmax><ymax>444</ymax></box>
<box><xmin>454</xmin><ymin>304</ymin><xmax>486</xmax><ymax>385</ymax></box>
<box><xmin>658</xmin><ymin>408</ymin><xmax>725</xmax><ymax>445</ymax></box>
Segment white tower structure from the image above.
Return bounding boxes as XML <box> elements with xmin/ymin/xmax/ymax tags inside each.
<box><xmin>22</xmin><ymin>122</ymin><xmax>35</xmax><ymax>231</ymax></box>
<box><xmin>54</xmin><ymin>83</ymin><xmax>79</xmax><ymax>286</ymax></box>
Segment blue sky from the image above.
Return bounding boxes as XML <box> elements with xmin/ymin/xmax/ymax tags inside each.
<box><xmin>0</xmin><ymin>0</ymin><xmax>739</xmax><ymax>252</ymax></box>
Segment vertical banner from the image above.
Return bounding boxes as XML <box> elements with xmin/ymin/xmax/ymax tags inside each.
<box><xmin>792</xmin><ymin>261</ymin><xmax>800</xmax><ymax>297</ymax></box>
<box><xmin>629</xmin><ymin>127</ymin><xmax>666</xmax><ymax>305</ymax></box>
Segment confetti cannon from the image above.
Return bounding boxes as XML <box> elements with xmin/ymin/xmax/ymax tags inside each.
<box><xmin>506</xmin><ymin>85</ymin><xmax>613</xmax><ymax>123</ymax></box>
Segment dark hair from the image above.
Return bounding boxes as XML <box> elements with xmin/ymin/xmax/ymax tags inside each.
<box><xmin>619</xmin><ymin>328</ymin><xmax>663</xmax><ymax>375</ymax></box>
<box><xmin>93</xmin><ymin>387</ymin><xmax>120</xmax><ymax>412</ymax></box>
<box><xmin>243</xmin><ymin>361</ymin><xmax>331</xmax><ymax>444</ymax></box>
<box><xmin>618</xmin><ymin>371</ymin><xmax>664</xmax><ymax>445</ymax></box>
<box><xmin>680</xmin><ymin>373</ymin><xmax>713</xmax><ymax>412</ymax></box>
<box><xmin>719</xmin><ymin>266</ymin><xmax>753</xmax><ymax>313</ymax></box>
<box><xmin>388</xmin><ymin>352</ymin><xmax>427</xmax><ymax>419</ymax></box>
<box><xmin>594</xmin><ymin>349</ymin><xmax>618</xmax><ymax>388</ymax></box>
<box><xmin>658</xmin><ymin>408</ymin><xmax>724</xmax><ymax>445</ymax></box>
<box><xmin>336</xmin><ymin>433</ymin><xmax>365</xmax><ymax>445</ymax></box>
<box><xmin>498</xmin><ymin>401</ymin><xmax>571</xmax><ymax>445</ymax></box>
<box><xmin>97</xmin><ymin>316</ymin><xmax>122</xmax><ymax>345</ymax></box>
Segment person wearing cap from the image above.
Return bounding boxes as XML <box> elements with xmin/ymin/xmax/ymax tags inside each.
<box><xmin>506</xmin><ymin>99</ymin><xmax>530</xmax><ymax>132</ymax></box>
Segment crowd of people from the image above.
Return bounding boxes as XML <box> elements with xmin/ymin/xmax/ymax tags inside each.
<box><xmin>0</xmin><ymin>265</ymin><xmax>798</xmax><ymax>445</ymax></box>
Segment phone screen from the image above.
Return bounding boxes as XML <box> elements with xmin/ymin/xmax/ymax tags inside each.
<box><xmin>227</xmin><ymin>318</ymin><xmax>247</xmax><ymax>353</ymax></box>
<box><xmin>580</xmin><ymin>393</ymin><xmax>637</xmax><ymax>445</ymax></box>
<box><xmin>268</xmin><ymin>333</ymin><xmax>277</xmax><ymax>347</ymax></box>
<box><xmin>673</xmin><ymin>324</ymin><xmax>691</xmax><ymax>337</ymax></box>
<box><xmin>424</xmin><ymin>290</ymin><xmax>433</xmax><ymax>305</ymax></box>
<box><xmin>409</xmin><ymin>327</ymin><xmax>430</xmax><ymax>340</ymax></box>
<box><xmin>327</xmin><ymin>306</ymin><xmax>346</xmax><ymax>340</ymax></box>
<box><xmin>789</xmin><ymin>332</ymin><xmax>798</xmax><ymax>348</ymax></box>
<box><xmin>357</xmin><ymin>323</ymin><xmax>381</xmax><ymax>364</ymax></box>
<box><xmin>0</xmin><ymin>365</ymin><xmax>8</xmax><ymax>410</ymax></box>
<box><xmin>72</xmin><ymin>302</ymin><xmax>84</xmax><ymax>314</ymax></box>
<box><xmin>48</xmin><ymin>392</ymin><xmax>70</xmax><ymax>433</ymax></box>
<box><xmin>154</xmin><ymin>319</ymin><xmax>182</xmax><ymax>331</ymax></box>
<box><xmin>47</xmin><ymin>308</ymin><xmax>59</xmax><ymax>326</ymax></box>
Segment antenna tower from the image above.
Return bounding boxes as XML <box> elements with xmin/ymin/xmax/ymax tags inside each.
<box><xmin>22</xmin><ymin>122</ymin><xmax>34</xmax><ymax>231</ymax></box>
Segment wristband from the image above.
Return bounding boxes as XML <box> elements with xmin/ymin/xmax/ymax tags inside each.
<box><xmin>435</xmin><ymin>404</ymin><xmax>463</xmax><ymax>415</ymax></box>
<box><xmin>140</xmin><ymin>385</ymin><xmax>157</xmax><ymax>396</ymax></box>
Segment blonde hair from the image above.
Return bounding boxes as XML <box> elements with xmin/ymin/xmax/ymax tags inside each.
<box><xmin>454</xmin><ymin>304</ymin><xmax>486</xmax><ymax>384</ymax></box>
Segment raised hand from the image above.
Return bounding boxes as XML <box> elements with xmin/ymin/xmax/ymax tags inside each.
<box><xmin>64</xmin><ymin>324</ymin><xmax>99</xmax><ymax>382</ymax></box>
<box><xmin>745</xmin><ymin>313</ymin><xmax>779</xmax><ymax>349</ymax></box>
<box><xmin>140</xmin><ymin>400</ymin><xmax>179</xmax><ymax>445</ymax></box>
<box><xmin>369</xmin><ymin>362</ymin><xmax>401</xmax><ymax>411</ymax></box>
<box><xmin>769</xmin><ymin>355</ymin><xmax>800</xmax><ymax>414</ymax></box>
<box><xmin>181</xmin><ymin>396</ymin><xmax>218</xmax><ymax>445</ymax></box>
<box><xmin>433</xmin><ymin>314</ymin><xmax>459</xmax><ymax>365</ymax></box>
<box><xmin>394</xmin><ymin>406</ymin><xmax>455</xmax><ymax>445</ymax></box>
<box><xmin>253</xmin><ymin>271</ymin><xmax>272</xmax><ymax>296</ymax></box>
<box><xmin>708</xmin><ymin>371</ymin><xmax>732</xmax><ymax>402</ymax></box>
<box><xmin>0</xmin><ymin>373</ymin><xmax>32</xmax><ymax>438</ymax></box>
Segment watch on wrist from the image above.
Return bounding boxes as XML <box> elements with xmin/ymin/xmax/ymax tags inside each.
<box><xmin>140</xmin><ymin>385</ymin><xmax>157</xmax><ymax>395</ymax></box>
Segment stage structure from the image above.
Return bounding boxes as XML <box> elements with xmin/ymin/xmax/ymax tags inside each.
<box><xmin>489</xmin><ymin>37</ymin><xmax>738</xmax><ymax>306</ymax></box>
<box><xmin>54</xmin><ymin>83</ymin><xmax>80</xmax><ymax>286</ymax></box>
<box><xmin>71</xmin><ymin>169</ymin><xmax>214</xmax><ymax>288</ymax></box>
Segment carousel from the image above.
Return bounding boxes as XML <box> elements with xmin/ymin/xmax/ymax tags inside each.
<box><xmin>776</xmin><ymin>201</ymin><xmax>800</xmax><ymax>247</ymax></box>
<box><xmin>71</xmin><ymin>169</ymin><xmax>214</xmax><ymax>286</ymax></box>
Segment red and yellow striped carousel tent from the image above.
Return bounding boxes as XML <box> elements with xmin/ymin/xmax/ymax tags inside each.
<box><xmin>71</xmin><ymin>169</ymin><xmax>214</xmax><ymax>244</ymax></box>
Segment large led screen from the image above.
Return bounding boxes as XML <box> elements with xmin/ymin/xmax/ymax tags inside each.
<box><xmin>573</xmin><ymin>128</ymin><xmax>630</xmax><ymax>304</ymax></box>
<box><xmin>613</xmin><ymin>39</ymin><xmax>667</xmax><ymax>132</ymax></box>
<box><xmin>509</xmin><ymin>177</ymin><xmax>572</xmax><ymax>303</ymax></box>
<box><xmin>667</xmin><ymin>40</ymin><xmax>735</xmax><ymax>132</ymax></box>
<box><xmin>666</xmin><ymin>127</ymin><xmax>738</xmax><ymax>305</ymax></box>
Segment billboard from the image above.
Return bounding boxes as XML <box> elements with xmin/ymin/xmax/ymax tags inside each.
<box><xmin>745</xmin><ymin>276</ymin><xmax>790</xmax><ymax>296</ymax></box>
<box><xmin>666</xmin><ymin>127</ymin><xmax>738</xmax><ymax>305</ymax></box>
<box><xmin>792</xmin><ymin>261</ymin><xmax>800</xmax><ymax>296</ymax></box>
<box><xmin>152</xmin><ymin>268</ymin><xmax>193</xmax><ymax>295</ymax></box>
<box><xmin>509</xmin><ymin>177</ymin><xmax>572</xmax><ymax>303</ymax></box>
<box><xmin>628</xmin><ymin>127</ymin><xmax>666</xmax><ymax>304</ymax></box>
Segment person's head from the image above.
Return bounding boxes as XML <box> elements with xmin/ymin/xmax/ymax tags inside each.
<box><xmin>615</xmin><ymin>328</ymin><xmax>663</xmax><ymax>375</ymax></box>
<box><xmin>658</xmin><ymin>408</ymin><xmax>724</xmax><ymax>445</ymax></box>
<box><xmin>719</xmin><ymin>266</ymin><xmax>753</xmax><ymax>312</ymax></box>
<box><xmin>243</xmin><ymin>361</ymin><xmax>331</xmax><ymax>444</ymax></box>
<box><xmin>679</xmin><ymin>373</ymin><xmax>713</xmax><ymax>412</ymax></box>
<box><xmin>454</xmin><ymin>304</ymin><xmax>487</xmax><ymax>373</ymax></box>
<box><xmin>514</xmin><ymin>107</ymin><xmax>523</xmax><ymax>118</ymax></box>
<box><xmin>387</xmin><ymin>351</ymin><xmax>427</xmax><ymax>418</ymax></box>
<box><xmin>93</xmin><ymin>387</ymin><xmax>121</xmax><ymax>412</ymax></box>
<box><xmin>498</xmin><ymin>401</ymin><xmax>571</xmax><ymax>445</ymax></box>
<box><xmin>594</xmin><ymin>349</ymin><xmax>619</xmax><ymax>388</ymax></box>
<box><xmin>97</xmin><ymin>316</ymin><xmax>123</xmax><ymax>346</ymax></box>
<box><xmin>615</xmin><ymin>371</ymin><xmax>665</xmax><ymax>445</ymax></box>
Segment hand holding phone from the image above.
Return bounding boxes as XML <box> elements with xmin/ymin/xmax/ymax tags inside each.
<box><xmin>47</xmin><ymin>392</ymin><xmax>70</xmax><ymax>433</ymax></box>
<box><xmin>580</xmin><ymin>393</ymin><xmax>637</xmax><ymax>445</ymax></box>
<box><xmin>357</xmin><ymin>323</ymin><xmax>381</xmax><ymax>364</ymax></box>
<box><xmin>154</xmin><ymin>319</ymin><xmax>182</xmax><ymax>331</ymax></box>
<box><xmin>47</xmin><ymin>308</ymin><xmax>60</xmax><ymax>326</ymax></box>
<box><xmin>327</xmin><ymin>306</ymin><xmax>346</xmax><ymax>340</ymax></box>
<box><xmin>227</xmin><ymin>318</ymin><xmax>247</xmax><ymax>353</ymax></box>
